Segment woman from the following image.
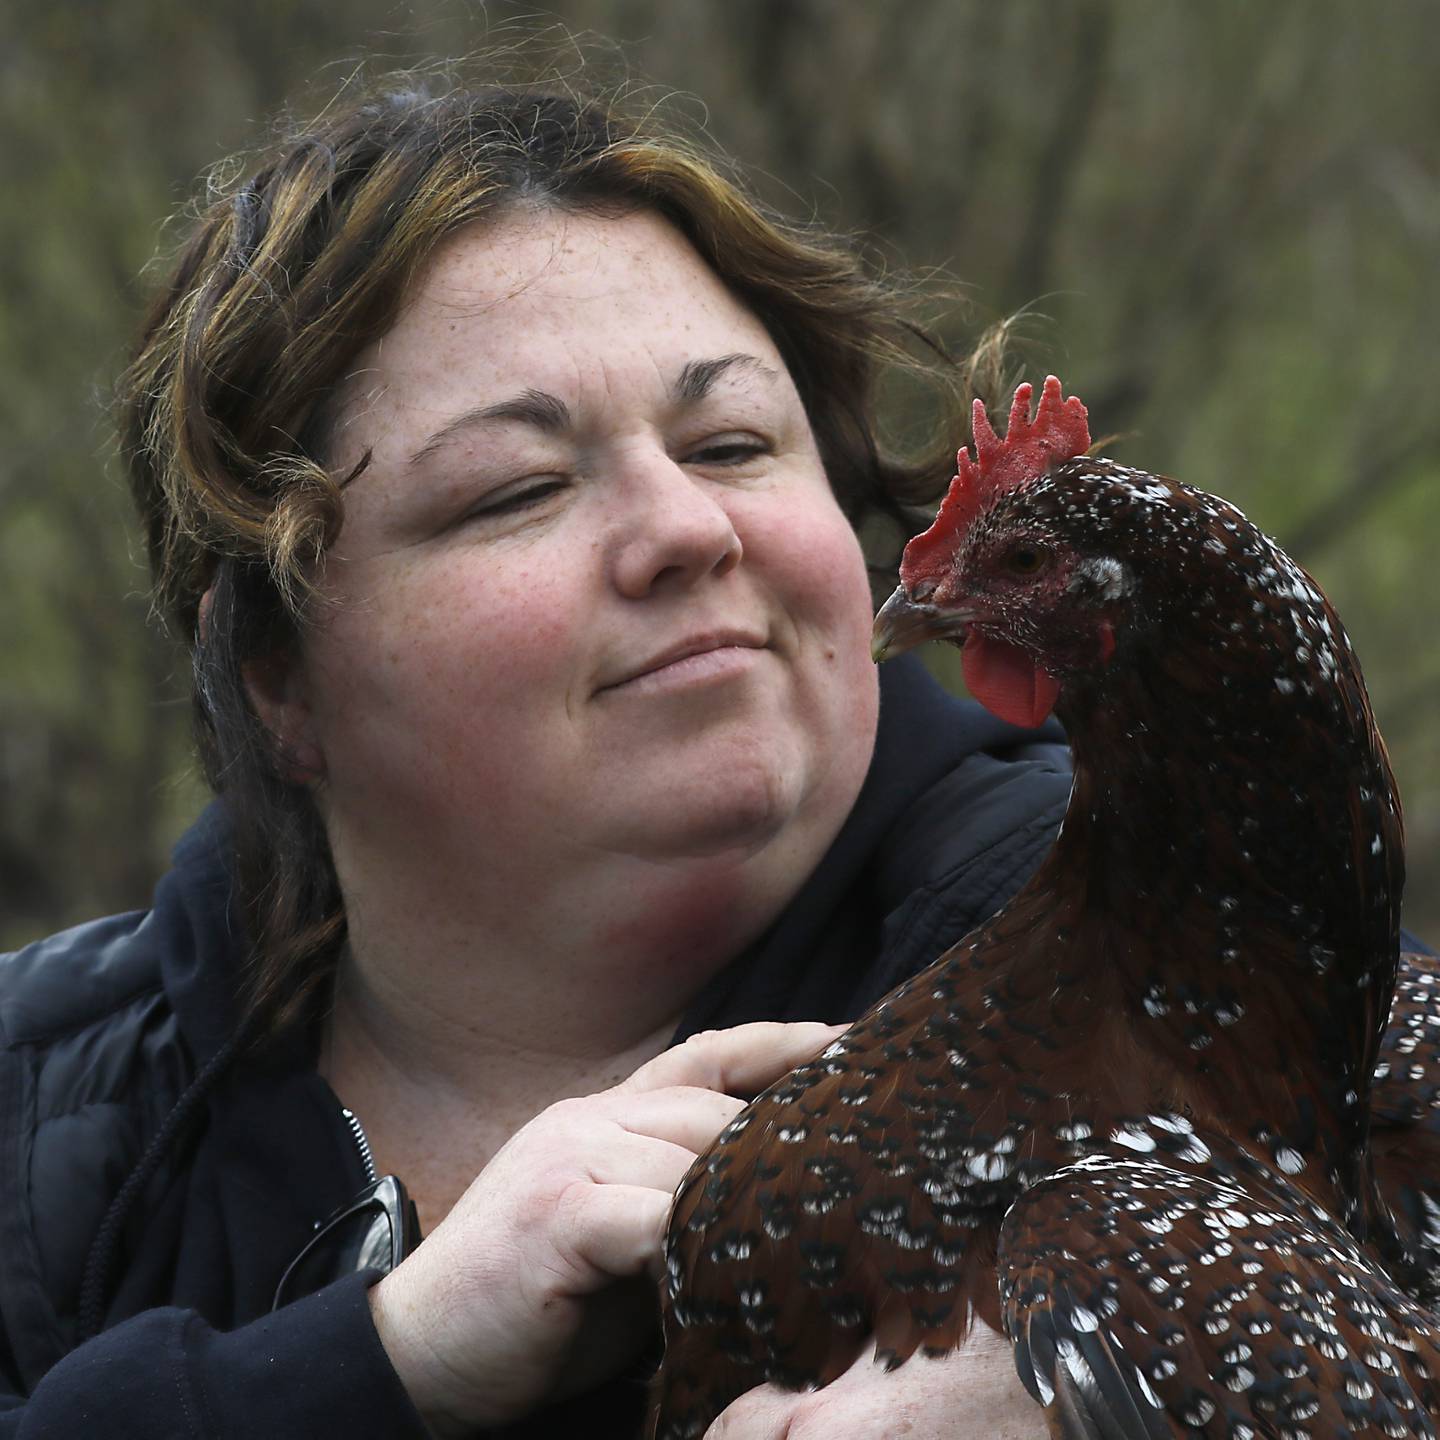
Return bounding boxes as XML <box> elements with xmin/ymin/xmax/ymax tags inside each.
<box><xmin>0</xmin><ymin>74</ymin><xmax>1070</xmax><ymax>1436</ymax></box>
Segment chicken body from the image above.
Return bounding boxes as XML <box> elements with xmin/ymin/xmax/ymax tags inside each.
<box><xmin>650</xmin><ymin>400</ymin><xmax>1440</xmax><ymax>1439</ymax></box>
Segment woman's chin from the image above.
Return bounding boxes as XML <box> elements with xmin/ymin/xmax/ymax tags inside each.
<box><xmin>618</xmin><ymin>753</ymin><xmax>808</xmax><ymax>863</ymax></box>
<box><xmin>604</xmin><ymin>688</ymin><xmax>873</xmax><ymax>867</ymax></box>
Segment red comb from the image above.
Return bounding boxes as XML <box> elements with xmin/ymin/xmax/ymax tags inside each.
<box><xmin>900</xmin><ymin>375</ymin><xmax>1091</xmax><ymax>589</ymax></box>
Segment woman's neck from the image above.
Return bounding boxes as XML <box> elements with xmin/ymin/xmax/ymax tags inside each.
<box><xmin>316</xmin><ymin>866</ymin><xmax>722</xmax><ymax>1223</ymax></box>
<box><xmin>313</xmin><ymin>831</ymin><xmax>835</xmax><ymax>1223</ymax></box>
<box><xmin>318</xmin><ymin>965</ymin><xmax>683</xmax><ymax>1234</ymax></box>
<box><xmin>334</xmin><ymin>852</ymin><xmax>789</xmax><ymax>1070</ymax></box>
<box><xmin>321</xmin><ymin>925</ymin><xmax>689</xmax><ymax>1108</ymax></box>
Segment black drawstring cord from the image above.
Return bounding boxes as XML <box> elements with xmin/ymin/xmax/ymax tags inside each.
<box><xmin>75</xmin><ymin>1026</ymin><xmax>247</xmax><ymax>1342</ymax></box>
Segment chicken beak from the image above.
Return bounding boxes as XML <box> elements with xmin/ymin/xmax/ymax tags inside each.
<box><xmin>871</xmin><ymin>585</ymin><xmax>973</xmax><ymax>663</ymax></box>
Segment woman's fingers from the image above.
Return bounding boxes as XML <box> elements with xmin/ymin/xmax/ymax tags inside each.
<box><xmin>621</xmin><ymin>1020</ymin><xmax>849</xmax><ymax>1099</ymax></box>
<box><xmin>608</xmin><ymin>1085</ymin><xmax>747</xmax><ymax>1153</ymax></box>
<box><xmin>563</xmin><ymin>1122</ymin><xmax>701</xmax><ymax>1195</ymax></box>
<box><xmin>555</xmin><ymin>1181</ymin><xmax>675</xmax><ymax>1280</ymax></box>
<box><xmin>704</xmin><ymin>1329</ymin><xmax>1047</xmax><ymax>1440</ymax></box>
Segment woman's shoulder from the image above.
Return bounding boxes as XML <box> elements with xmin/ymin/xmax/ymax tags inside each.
<box><xmin>879</xmin><ymin>729</ymin><xmax>1071</xmax><ymax>909</ymax></box>
<box><xmin>0</xmin><ymin>909</ymin><xmax>191</xmax><ymax>1375</ymax></box>
<box><xmin>840</xmin><ymin>666</ymin><xmax>1072</xmax><ymax>1013</ymax></box>
<box><xmin>0</xmin><ymin>802</ymin><xmax>235</xmax><ymax>1061</ymax></box>
<box><xmin>865</xmin><ymin>655</ymin><xmax>1071</xmax><ymax>921</ymax></box>
<box><xmin>0</xmin><ymin>803</ymin><xmax>243</xmax><ymax>1150</ymax></box>
<box><xmin>0</xmin><ymin>908</ymin><xmax>172</xmax><ymax>1052</ymax></box>
<box><xmin>0</xmin><ymin>901</ymin><xmax>200</xmax><ymax>1182</ymax></box>
<box><xmin>0</xmin><ymin>810</ymin><xmax>241</xmax><ymax>1376</ymax></box>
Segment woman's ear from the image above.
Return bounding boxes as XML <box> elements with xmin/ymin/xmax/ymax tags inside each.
<box><xmin>242</xmin><ymin>646</ymin><xmax>327</xmax><ymax>785</ymax></box>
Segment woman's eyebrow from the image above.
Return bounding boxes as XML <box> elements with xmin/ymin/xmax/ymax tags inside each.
<box><xmin>673</xmin><ymin>352</ymin><xmax>780</xmax><ymax>402</ymax></box>
<box><xmin>408</xmin><ymin>389</ymin><xmax>570</xmax><ymax>468</ymax></box>
<box><xmin>407</xmin><ymin>353</ymin><xmax>780</xmax><ymax>469</ymax></box>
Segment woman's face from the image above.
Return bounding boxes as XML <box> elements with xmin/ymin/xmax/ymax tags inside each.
<box><xmin>279</xmin><ymin>207</ymin><xmax>880</xmax><ymax>898</ymax></box>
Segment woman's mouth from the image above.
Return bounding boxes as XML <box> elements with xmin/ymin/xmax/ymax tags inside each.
<box><xmin>599</xmin><ymin>633</ymin><xmax>767</xmax><ymax>695</ymax></box>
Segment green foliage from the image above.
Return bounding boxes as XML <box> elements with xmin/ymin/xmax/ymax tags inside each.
<box><xmin>3</xmin><ymin>0</ymin><xmax>1437</xmax><ymax>943</ymax></box>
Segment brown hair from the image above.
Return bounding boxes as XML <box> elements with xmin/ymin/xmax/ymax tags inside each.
<box><xmin>118</xmin><ymin>63</ymin><xmax>1003</xmax><ymax>1041</ymax></box>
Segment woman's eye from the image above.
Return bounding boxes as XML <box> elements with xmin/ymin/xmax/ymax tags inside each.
<box><xmin>686</xmin><ymin>437</ymin><xmax>769</xmax><ymax>466</ymax></box>
<box><xmin>465</xmin><ymin>479</ymin><xmax>569</xmax><ymax>519</ymax></box>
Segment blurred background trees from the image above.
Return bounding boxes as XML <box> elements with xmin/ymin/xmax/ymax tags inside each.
<box><xmin>3</xmin><ymin>0</ymin><xmax>1437</xmax><ymax>946</ymax></box>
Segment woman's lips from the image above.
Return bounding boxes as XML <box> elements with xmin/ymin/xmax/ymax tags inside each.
<box><xmin>599</xmin><ymin>634</ymin><xmax>767</xmax><ymax>695</ymax></box>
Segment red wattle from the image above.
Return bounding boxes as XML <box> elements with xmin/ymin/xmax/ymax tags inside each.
<box><xmin>962</xmin><ymin>633</ymin><xmax>1061</xmax><ymax>727</ymax></box>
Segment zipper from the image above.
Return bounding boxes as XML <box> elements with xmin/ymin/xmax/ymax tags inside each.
<box><xmin>340</xmin><ymin>1104</ymin><xmax>379</xmax><ymax>1186</ymax></box>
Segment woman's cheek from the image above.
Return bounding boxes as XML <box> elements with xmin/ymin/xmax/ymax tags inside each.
<box><xmin>303</xmin><ymin>556</ymin><xmax>525</xmax><ymax>754</ymax></box>
<box><xmin>786</xmin><ymin>515</ymin><xmax>876</xmax><ymax>645</ymax></box>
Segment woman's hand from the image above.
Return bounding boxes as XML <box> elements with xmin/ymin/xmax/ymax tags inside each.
<box><xmin>368</xmin><ymin>1020</ymin><xmax>846</xmax><ymax>1436</ymax></box>
<box><xmin>704</xmin><ymin>1324</ymin><xmax>1046</xmax><ymax>1440</ymax></box>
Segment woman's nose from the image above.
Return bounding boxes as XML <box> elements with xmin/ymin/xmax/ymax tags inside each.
<box><xmin>608</xmin><ymin>456</ymin><xmax>744</xmax><ymax>598</ymax></box>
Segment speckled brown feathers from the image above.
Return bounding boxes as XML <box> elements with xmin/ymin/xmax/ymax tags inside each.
<box><xmin>1371</xmin><ymin>949</ymin><xmax>1440</xmax><ymax>1308</ymax></box>
<box><xmin>1002</xmin><ymin>1147</ymin><xmax>1440</xmax><ymax>1439</ymax></box>
<box><xmin>649</xmin><ymin>413</ymin><xmax>1434</xmax><ymax>1439</ymax></box>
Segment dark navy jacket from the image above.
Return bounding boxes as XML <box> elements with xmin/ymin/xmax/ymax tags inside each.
<box><xmin>0</xmin><ymin>657</ymin><xmax>1072</xmax><ymax>1437</ymax></box>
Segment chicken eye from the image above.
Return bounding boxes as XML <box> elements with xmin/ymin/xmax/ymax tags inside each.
<box><xmin>1005</xmin><ymin>545</ymin><xmax>1046</xmax><ymax>575</ymax></box>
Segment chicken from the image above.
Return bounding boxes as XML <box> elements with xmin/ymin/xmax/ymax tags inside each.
<box><xmin>649</xmin><ymin>377</ymin><xmax>1440</xmax><ymax>1438</ymax></box>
